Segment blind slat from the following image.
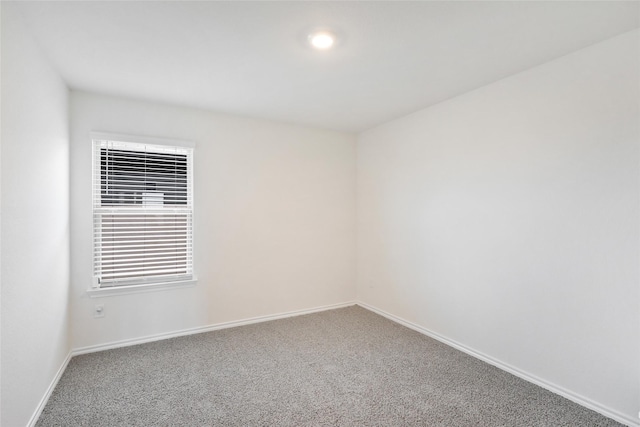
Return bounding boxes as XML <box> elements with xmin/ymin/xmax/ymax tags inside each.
<box><xmin>100</xmin><ymin>266</ymin><xmax>190</xmax><ymax>279</ymax></box>
<box><xmin>99</xmin><ymin>274</ymin><xmax>192</xmax><ymax>287</ymax></box>
<box><xmin>98</xmin><ymin>259</ymin><xmax>190</xmax><ymax>270</ymax></box>
<box><xmin>96</xmin><ymin>255</ymin><xmax>191</xmax><ymax>264</ymax></box>
<box><xmin>94</xmin><ymin>238</ymin><xmax>191</xmax><ymax>246</ymax></box>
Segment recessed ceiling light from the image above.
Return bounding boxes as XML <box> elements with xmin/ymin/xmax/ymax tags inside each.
<box><xmin>308</xmin><ymin>31</ymin><xmax>336</xmax><ymax>50</ymax></box>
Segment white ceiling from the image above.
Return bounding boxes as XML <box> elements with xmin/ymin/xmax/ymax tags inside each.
<box><xmin>13</xmin><ymin>1</ymin><xmax>640</xmax><ymax>132</ymax></box>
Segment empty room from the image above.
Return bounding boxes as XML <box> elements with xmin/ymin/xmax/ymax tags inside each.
<box><xmin>1</xmin><ymin>1</ymin><xmax>638</xmax><ymax>426</ymax></box>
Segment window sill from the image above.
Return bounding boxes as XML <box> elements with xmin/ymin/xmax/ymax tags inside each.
<box><xmin>87</xmin><ymin>278</ymin><xmax>197</xmax><ymax>298</ymax></box>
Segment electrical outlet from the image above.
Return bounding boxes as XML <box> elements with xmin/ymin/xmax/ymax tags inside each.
<box><xmin>94</xmin><ymin>304</ymin><xmax>105</xmax><ymax>318</ymax></box>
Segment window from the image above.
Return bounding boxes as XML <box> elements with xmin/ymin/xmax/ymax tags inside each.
<box><xmin>92</xmin><ymin>134</ymin><xmax>194</xmax><ymax>290</ymax></box>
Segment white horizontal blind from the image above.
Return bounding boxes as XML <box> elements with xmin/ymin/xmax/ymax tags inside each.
<box><xmin>93</xmin><ymin>139</ymin><xmax>194</xmax><ymax>288</ymax></box>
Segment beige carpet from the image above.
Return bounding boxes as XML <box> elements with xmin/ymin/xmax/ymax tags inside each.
<box><xmin>36</xmin><ymin>306</ymin><xmax>622</xmax><ymax>426</ymax></box>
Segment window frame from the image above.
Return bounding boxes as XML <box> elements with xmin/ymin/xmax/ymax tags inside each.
<box><xmin>88</xmin><ymin>132</ymin><xmax>196</xmax><ymax>297</ymax></box>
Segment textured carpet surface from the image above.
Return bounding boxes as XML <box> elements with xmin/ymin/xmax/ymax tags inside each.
<box><xmin>37</xmin><ymin>306</ymin><xmax>622</xmax><ymax>426</ymax></box>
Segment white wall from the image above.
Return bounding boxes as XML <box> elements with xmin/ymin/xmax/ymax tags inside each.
<box><xmin>1</xmin><ymin>4</ymin><xmax>71</xmax><ymax>426</ymax></box>
<box><xmin>70</xmin><ymin>92</ymin><xmax>356</xmax><ymax>349</ymax></box>
<box><xmin>357</xmin><ymin>30</ymin><xmax>639</xmax><ymax>424</ymax></box>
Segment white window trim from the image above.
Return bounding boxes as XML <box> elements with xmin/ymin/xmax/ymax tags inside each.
<box><xmin>91</xmin><ymin>132</ymin><xmax>196</xmax><ymax>149</ymax></box>
<box><xmin>88</xmin><ymin>132</ymin><xmax>197</xmax><ymax>296</ymax></box>
<box><xmin>87</xmin><ymin>278</ymin><xmax>197</xmax><ymax>298</ymax></box>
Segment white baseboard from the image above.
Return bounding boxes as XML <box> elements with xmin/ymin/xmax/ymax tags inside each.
<box><xmin>30</xmin><ymin>301</ymin><xmax>355</xmax><ymax>425</ymax></box>
<box><xmin>356</xmin><ymin>301</ymin><xmax>639</xmax><ymax>427</ymax></box>
<box><xmin>28</xmin><ymin>351</ymin><xmax>73</xmax><ymax>427</ymax></box>
<box><xmin>72</xmin><ymin>301</ymin><xmax>357</xmax><ymax>356</ymax></box>
<box><xmin>30</xmin><ymin>301</ymin><xmax>355</xmax><ymax>426</ymax></box>
<box><xmin>30</xmin><ymin>300</ymin><xmax>637</xmax><ymax>427</ymax></box>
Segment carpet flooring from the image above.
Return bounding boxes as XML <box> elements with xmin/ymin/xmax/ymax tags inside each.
<box><xmin>37</xmin><ymin>306</ymin><xmax>623</xmax><ymax>426</ymax></box>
